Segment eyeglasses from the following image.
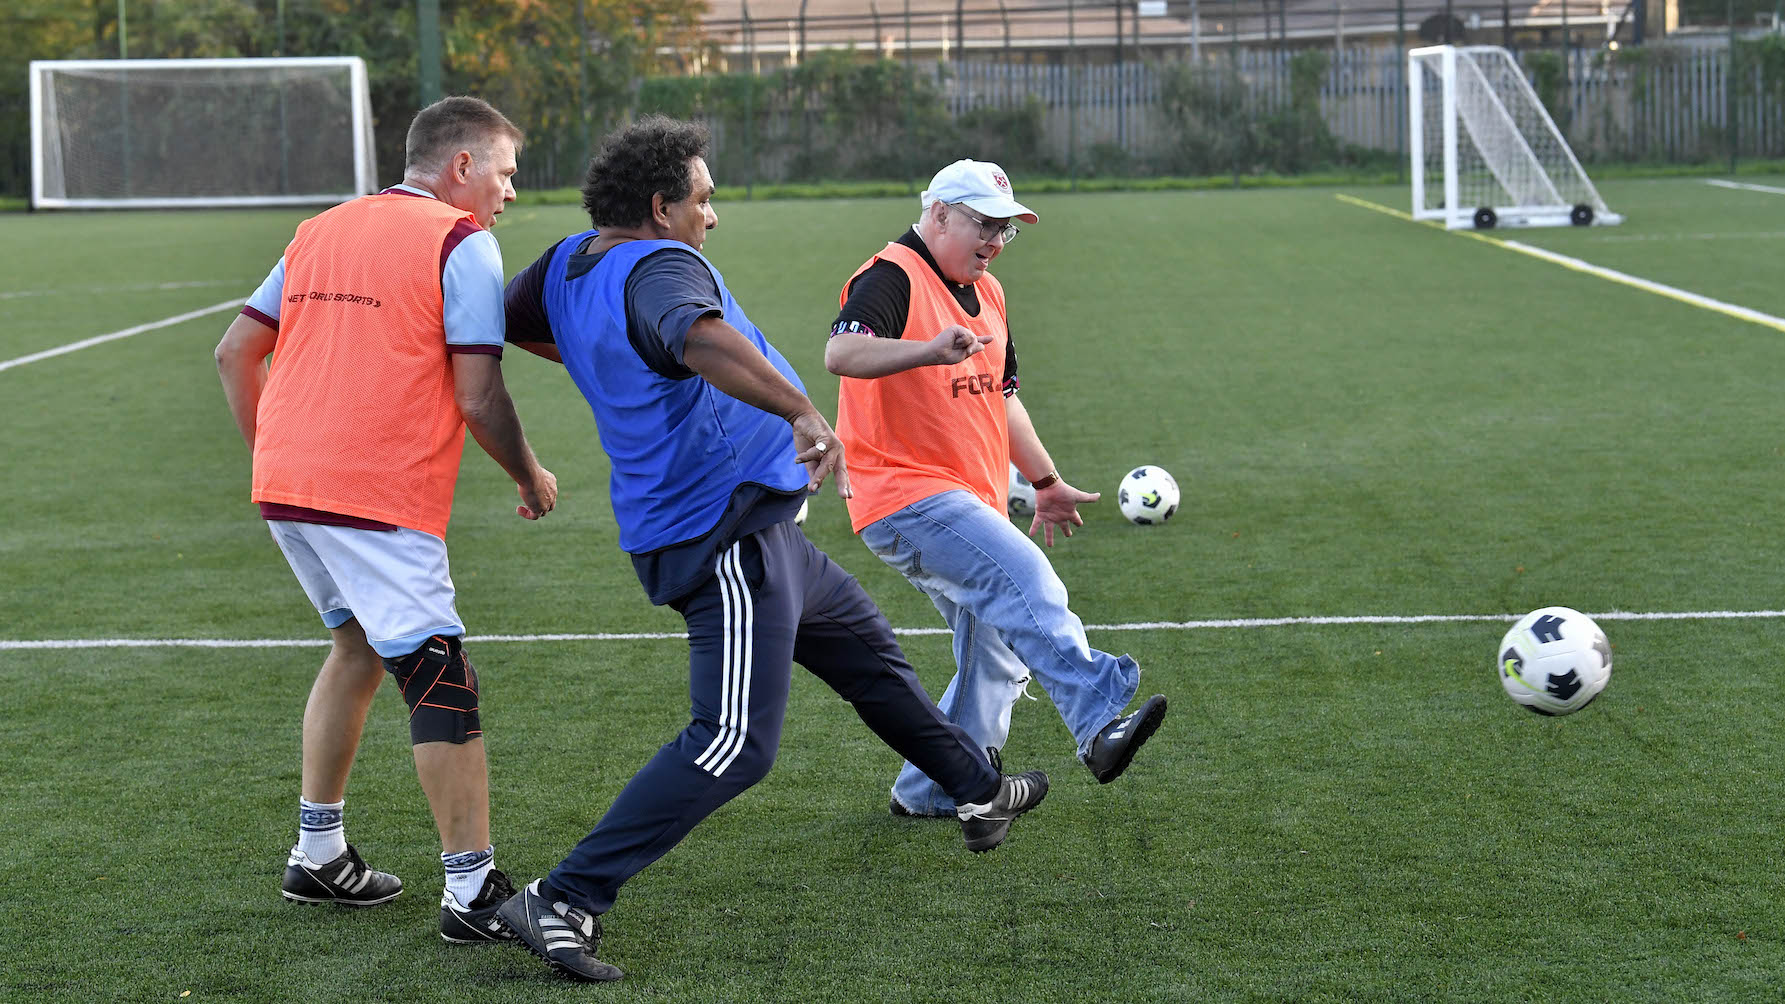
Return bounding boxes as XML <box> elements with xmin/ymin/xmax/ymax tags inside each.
<box><xmin>948</xmin><ymin>203</ymin><xmax>1020</xmax><ymax>245</ymax></box>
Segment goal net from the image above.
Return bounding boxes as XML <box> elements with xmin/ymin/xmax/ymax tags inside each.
<box><xmin>30</xmin><ymin>57</ymin><xmax>376</xmax><ymax>210</ymax></box>
<box><xmin>1408</xmin><ymin>45</ymin><xmax>1620</xmax><ymax>230</ymax></box>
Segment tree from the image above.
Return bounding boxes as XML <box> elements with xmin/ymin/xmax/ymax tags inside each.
<box><xmin>0</xmin><ymin>0</ymin><xmax>710</xmax><ymax>197</ymax></box>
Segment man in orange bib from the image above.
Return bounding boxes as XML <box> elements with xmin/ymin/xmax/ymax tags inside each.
<box><xmin>828</xmin><ymin>159</ymin><xmax>1168</xmax><ymax>818</ymax></box>
<box><xmin>215</xmin><ymin>96</ymin><xmax>555</xmax><ymax>942</ymax></box>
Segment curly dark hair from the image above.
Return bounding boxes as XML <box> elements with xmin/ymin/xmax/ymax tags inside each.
<box><xmin>581</xmin><ymin>115</ymin><xmax>711</xmax><ymax>229</ymax></box>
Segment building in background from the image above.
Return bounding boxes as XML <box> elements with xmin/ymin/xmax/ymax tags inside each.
<box><xmin>697</xmin><ymin>0</ymin><xmax>1678</xmax><ymax>70</ymax></box>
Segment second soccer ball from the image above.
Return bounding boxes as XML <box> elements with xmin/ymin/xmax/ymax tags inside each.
<box><xmin>1118</xmin><ymin>466</ymin><xmax>1179</xmax><ymax>525</ymax></box>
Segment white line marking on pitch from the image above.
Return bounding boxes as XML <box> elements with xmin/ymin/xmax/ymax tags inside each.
<box><xmin>1705</xmin><ymin>179</ymin><xmax>1785</xmax><ymax>196</ymax></box>
<box><xmin>4</xmin><ymin>609</ymin><xmax>1782</xmax><ymax>650</ymax></box>
<box><xmin>1335</xmin><ymin>195</ymin><xmax>1785</xmax><ymax>335</ymax></box>
<box><xmin>1588</xmin><ymin>231</ymin><xmax>1785</xmax><ymax>243</ymax></box>
<box><xmin>0</xmin><ymin>279</ymin><xmax>241</xmax><ymax>302</ymax></box>
<box><xmin>1496</xmin><ymin>239</ymin><xmax>1785</xmax><ymax>333</ymax></box>
<box><xmin>0</xmin><ymin>299</ymin><xmax>240</xmax><ymax>374</ymax></box>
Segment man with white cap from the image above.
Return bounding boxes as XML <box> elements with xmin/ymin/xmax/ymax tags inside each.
<box><xmin>826</xmin><ymin>159</ymin><xmax>1168</xmax><ymax>818</ymax></box>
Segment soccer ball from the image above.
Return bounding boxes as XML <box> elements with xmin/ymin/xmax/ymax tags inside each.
<box><xmin>1117</xmin><ymin>466</ymin><xmax>1179</xmax><ymax>525</ymax></box>
<box><xmin>1497</xmin><ymin>606</ymin><xmax>1611</xmax><ymax>716</ymax></box>
<box><xmin>794</xmin><ymin>498</ymin><xmax>809</xmax><ymax>525</ymax></box>
<box><xmin>1007</xmin><ymin>464</ymin><xmax>1036</xmax><ymax>521</ymax></box>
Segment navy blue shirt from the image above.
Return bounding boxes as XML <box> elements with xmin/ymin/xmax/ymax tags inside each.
<box><xmin>507</xmin><ymin>235</ymin><xmax>716</xmax><ymax>375</ymax></box>
<box><xmin>506</xmin><ymin>236</ymin><xmax>804</xmax><ymax>604</ymax></box>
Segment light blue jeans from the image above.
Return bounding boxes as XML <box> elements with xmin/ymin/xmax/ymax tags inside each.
<box><xmin>861</xmin><ymin>489</ymin><xmax>1140</xmax><ymax>815</ymax></box>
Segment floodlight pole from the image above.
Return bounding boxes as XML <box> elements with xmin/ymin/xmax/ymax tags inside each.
<box><xmin>956</xmin><ymin>0</ymin><xmax>965</xmax><ymax>73</ymax></box>
<box><xmin>743</xmin><ymin>0</ymin><xmax>756</xmax><ymax>199</ymax></box>
<box><xmin>999</xmin><ymin>0</ymin><xmax>1011</xmax><ymax>104</ymax></box>
<box><xmin>1231</xmin><ymin>0</ymin><xmax>1241</xmax><ymax>188</ymax></box>
<box><xmin>1727</xmin><ymin>0</ymin><xmax>1737</xmax><ymax>172</ymax></box>
<box><xmin>1560</xmin><ymin>0</ymin><xmax>1571</xmax><ymax>135</ymax></box>
<box><xmin>1116</xmin><ymin>0</ymin><xmax>1125</xmax><ymax>67</ymax></box>
<box><xmin>904</xmin><ymin>0</ymin><xmax>912</xmax><ymax>68</ymax></box>
<box><xmin>1068</xmin><ymin>0</ymin><xmax>1078</xmax><ymax>190</ymax></box>
<box><xmin>577</xmin><ymin>0</ymin><xmax>591</xmax><ymax>166</ymax></box>
<box><xmin>418</xmin><ymin>0</ymin><xmax>443</xmax><ymax>105</ymax></box>
<box><xmin>117</xmin><ymin>0</ymin><xmax>131</xmax><ymax>198</ymax></box>
<box><xmin>1396</xmin><ymin>0</ymin><xmax>1406</xmax><ymax>182</ymax></box>
<box><xmin>904</xmin><ymin>0</ymin><xmax>915</xmax><ymax>194</ymax></box>
<box><xmin>278</xmin><ymin>0</ymin><xmax>290</xmax><ymax>194</ymax></box>
<box><xmin>1116</xmin><ymin>0</ymin><xmax>1126</xmax><ymax>147</ymax></box>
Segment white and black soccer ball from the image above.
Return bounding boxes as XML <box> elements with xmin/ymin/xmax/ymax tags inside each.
<box><xmin>1497</xmin><ymin>606</ymin><xmax>1611</xmax><ymax>716</ymax></box>
<box><xmin>1117</xmin><ymin>466</ymin><xmax>1179</xmax><ymax>525</ymax></box>
<box><xmin>1007</xmin><ymin>464</ymin><xmax>1036</xmax><ymax>521</ymax></box>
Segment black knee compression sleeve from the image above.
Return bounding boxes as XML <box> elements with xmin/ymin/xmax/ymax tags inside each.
<box><xmin>382</xmin><ymin>635</ymin><xmax>481</xmax><ymax>745</ymax></box>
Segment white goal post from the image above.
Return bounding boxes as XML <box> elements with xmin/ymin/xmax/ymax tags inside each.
<box><xmin>30</xmin><ymin>56</ymin><xmax>376</xmax><ymax>210</ymax></box>
<box><xmin>1408</xmin><ymin>45</ymin><xmax>1621</xmax><ymax>230</ymax></box>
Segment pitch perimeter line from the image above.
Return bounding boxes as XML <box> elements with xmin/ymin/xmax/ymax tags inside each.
<box><xmin>0</xmin><ymin>298</ymin><xmax>240</xmax><ymax>374</ymax></box>
<box><xmin>6</xmin><ymin>609</ymin><xmax>1784</xmax><ymax>650</ymax></box>
<box><xmin>1335</xmin><ymin>195</ymin><xmax>1785</xmax><ymax>335</ymax></box>
<box><xmin>1706</xmin><ymin>179</ymin><xmax>1785</xmax><ymax>196</ymax></box>
<box><xmin>0</xmin><ymin>279</ymin><xmax>241</xmax><ymax>302</ymax></box>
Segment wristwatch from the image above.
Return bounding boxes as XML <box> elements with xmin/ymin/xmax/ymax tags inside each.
<box><xmin>1030</xmin><ymin>470</ymin><xmax>1060</xmax><ymax>490</ymax></box>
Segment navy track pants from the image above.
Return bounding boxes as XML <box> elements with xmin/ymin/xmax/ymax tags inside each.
<box><xmin>547</xmin><ymin>520</ymin><xmax>1000</xmax><ymax>914</ymax></box>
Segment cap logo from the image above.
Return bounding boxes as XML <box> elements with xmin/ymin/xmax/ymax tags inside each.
<box><xmin>991</xmin><ymin>172</ymin><xmax>1010</xmax><ymax>192</ymax></box>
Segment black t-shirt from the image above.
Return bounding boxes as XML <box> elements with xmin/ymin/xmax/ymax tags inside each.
<box><xmin>830</xmin><ymin>228</ymin><xmax>1019</xmax><ymax>396</ymax></box>
<box><xmin>504</xmin><ymin>236</ymin><xmax>804</xmax><ymax>605</ymax></box>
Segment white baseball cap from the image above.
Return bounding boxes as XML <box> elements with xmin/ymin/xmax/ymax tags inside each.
<box><xmin>920</xmin><ymin>159</ymin><xmax>1038</xmax><ymax>224</ymax></box>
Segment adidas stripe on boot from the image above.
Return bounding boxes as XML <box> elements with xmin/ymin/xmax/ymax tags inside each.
<box><xmin>281</xmin><ymin>844</ymin><xmax>403</xmax><ymax>907</ymax></box>
<box><xmin>496</xmin><ymin>880</ymin><xmax>623</xmax><ymax>983</ymax></box>
<box><xmin>957</xmin><ymin>770</ymin><xmax>1050</xmax><ymax>853</ymax></box>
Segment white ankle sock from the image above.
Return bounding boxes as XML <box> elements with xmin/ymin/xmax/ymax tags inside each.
<box><xmin>443</xmin><ymin>845</ymin><xmax>494</xmax><ymax>904</ymax></box>
<box><xmin>297</xmin><ymin>799</ymin><xmax>347</xmax><ymax>862</ymax></box>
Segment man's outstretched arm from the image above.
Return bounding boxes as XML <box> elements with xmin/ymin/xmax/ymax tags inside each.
<box><xmin>683</xmin><ymin>316</ymin><xmax>850</xmax><ymax>499</ymax></box>
<box><xmin>824</xmin><ymin>324</ymin><xmax>991</xmax><ymax>378</ymax></box>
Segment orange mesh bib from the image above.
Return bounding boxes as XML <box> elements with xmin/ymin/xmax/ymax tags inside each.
<box><xmin>251</xmin><ymin>194</ymin><xmax>477</xmax><ymax>539</ymax></box>
<box><xmin>835</xmin><ymin>241</ymin><xmax>1011</xmax><ymax>533</ymax></box>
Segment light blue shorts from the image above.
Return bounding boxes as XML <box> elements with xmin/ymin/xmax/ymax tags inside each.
<box><xmin>266</xmin><ymin>520</ymin><xmax>465</xmax><ymax>658</ymax></box>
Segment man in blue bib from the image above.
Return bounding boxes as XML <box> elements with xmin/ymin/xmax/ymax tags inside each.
<box><xmin>497</xmin><ymin>115</ymin><xmax>1049</xmax><ymax>983</ymax></box>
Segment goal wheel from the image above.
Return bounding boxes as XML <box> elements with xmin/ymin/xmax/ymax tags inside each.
<box><xmin>1569</xmin><ymin>204</ymin><xmax>1594</xmax><ymax>226</ymax></box>
<box><xmin>1472</xmin><ymin>207</ymin><xmax>1497</xmax><ymax>230</ymax></box>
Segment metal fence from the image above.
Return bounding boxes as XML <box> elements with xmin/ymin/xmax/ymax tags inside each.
<box><xmin>936</xmin><ymin>44</ymin><xmax>1785</xmax><ymax>162</ymax></box>
<box><xmin>606</xmin><ymin>40</ymin><xmax>1784</xmax><ymax>195</ymax></box>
